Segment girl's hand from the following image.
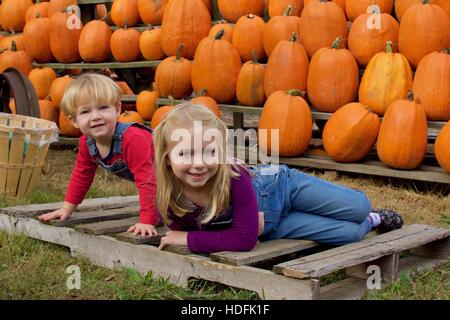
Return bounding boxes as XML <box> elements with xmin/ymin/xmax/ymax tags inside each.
<box><xmin>258</xmin><ymin>211</ymin><xmax>265</xmax><ymax>236</ymax></box>
<box><xmin>127</xmin><ymin>223</ymin><xmax>158</xmax><ymax>237</ymax></box>
<box><xmin>158</xmin><ymin>231</ymin><xmax>188</xmax><ymax>250</ymax></box>
<box><xmin>38</xmin><ymin>208</ymin><xmax>72</xmax><ymax>222</ymax></box>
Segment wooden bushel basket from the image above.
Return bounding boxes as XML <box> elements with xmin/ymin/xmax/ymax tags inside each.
<box><xmin>0</xmin><ymin>113</ymin><xmax>59</xmax><ymax>197</ymax></box>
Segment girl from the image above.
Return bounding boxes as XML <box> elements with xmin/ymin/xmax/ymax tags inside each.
<box><xmin>155</xmin><ymin>103</ymin><xmax>404</xmax><ymax>253</ymax></box>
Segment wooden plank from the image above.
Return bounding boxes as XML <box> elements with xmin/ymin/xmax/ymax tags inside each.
<box><xmin>210</xmin><ymin>239</ymin><xmax>318</xmax><ymax>266</ymax></box>
<box><xmin>116</xmin><ymin>226</ymin><xmax>169</xmax><ymax>245</ymax></box>
<box><xmin>0</xmin><ymin>213</ymin><xmax>319</xmax><ymax>300</ymax></box>
<box><xmin>320</xmin><ymin>277</ymin><xmax>368</xmax><ymax>300</ymax></box>
<box><xmin>273</xmin><ymin>224</ymin><xmax>450</xmax><ymax>279</ymax></box>
<box><xmin>33</xmin><ymin>61</ymin><xmax>162</xmax><ymax>69</ymax></box>
<box><xmin>163</xmin><ymin>245</ymin><xmax>191</xmax><ymax>255</ymax></box>
<box><xmin>75</xmin><ymin>216</ymin><xmax>140</xmax><ymax>235</ymax></box>
<box><xmin>48</xmin><ymin>206</ymin><xmax>140</xmax><ymax>227</ymax></box>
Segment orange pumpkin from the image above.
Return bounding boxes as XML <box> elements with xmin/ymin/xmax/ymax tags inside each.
<box><xmin>432</xmin><ymin>0</ymin><xmax>450</xmax><ymax>17</ymax></box>
<box><xmin>39</xmin><ymin>98</ymin><xmax>58</xmax><ymax>123</ymax></box>
<box><xmin>25</xmin><ymin>0</ymin><xmax>50</xmax><ymax>23</ymax></box>
<box><xmin>307</xmin><ymin>37</ymin><xmax>359</xmax><ymax>112</ymax></box>
<box><xmin>191</xmin><ymin>29</ymin><xmax>242</xmax><ymax>103</ymax></box>
<box><xmin>217</xmin><ymin>0</ymin><xmax>264</xmax><ymax>23</ymax></box>
<box><xmin>118</xmin><ymin>110</ymin><xmax>145</xmax><ymax>124</ymax></box>
<box><xmin>395</xmin><ymin>0</ymin><xmax>420</xmax><ymax>21</ymax></box>
<box><xmin>269</xmin><ymin>0</ymin><xmax>304</xmax><ymax>17</ymax></box>
<box><xmin>110</xmin><ymin>25</ymin><xmax>141</xmax><ymax>62</ymax></box>
<box><xmin>209</xmin><ymin>21</ymin><xmax>234</xmax><ymax>43</ymax></box>
<box><xmin>0</xmin><ymin>0</ymin><xmax>33</xmax><ymax>32</ymax></box>
<box><xmin>236</xmin><ymin>51</ymin><xmax>266</xmax><ymax>107</ymax></box>
<box><xmin>258</xmin><ymin>90</ymin><xmax>312</xmax><ymax>157</ymax></box>
<box><xmin>345</xmin><ymin>0</ymin><xmax>394</xmax><ymax>22</ymax></box>
<box><xmin>28</xmin><ymin>67</ymin><xmax>57</xmax><ymax>100</ymax></box>
<box><xmin>0</xmin><ymin>41</ymin><xmax>33</xmax><ymax>76</ymax></box>
<box><xmin>299</xmin><ymin>0</ymin><xmax>348</xmax><ymax>58</ymax></box>
<box><xmin>49</xmin><ymin>11</ymin><xmax>82</xmax><ymax>63</ymax></box>
<box><xmin>96</xmin><ymin>4</ymin><xmax>108</xmax><ymax>20</ymax></box>
<box><xmin>398</xmin><ymin>0</ymin><xmax>450</xmax><ymax>68</ymax></box>
<box><xmin>50</xmin><ymin>76</ymin><xmax>74</xmax><ymax>109</ymax></box>
<box><xmin>23</xmin><ymin>13</ymin><xmax>54</xmax><ymax>63</ymax></box>
<box><xmin>413</xmin><ymin>49</ymin><xmax>450</xmax><ymax>121</ymax></box>
<box><xmin>151</xmin><ymin>105</ymin><xmax>174</xmax><ymax>129</ymax></box>
<box><xmin>435</xmin><ymin>121</ymin><xmax>450</xmax><ymax>173</ymax></box>
<box><xmin>78</xmin><ymin>20</ymin><xmax>112</xmax><ymax>63</ymax></box>
<box><xmin>139</xmin><ymin>25</ymin><xmax>166</xmax><ymax>61</ymax></box>
<box><xmin>136</xmin><ymin>89</ymin><xmax>159</xmax><ymax>121</ymax></box>
<box><xmin>232</xmin><ymin>14</ymin><xmax>266</xmax><ymax>63</ymax></box>
<box><xmin>137</xmin><ymin>0</ymin><xmax>168</xmax><ymax>25</ymax></box>
<box><xmin>160</xmin><ymin>0</ymin><xmax>211</xmax><ymax>60</ymax></box>
<box><xmin>264</xmin><ymin>32</ymin><xmax>309</xmax><ymax>98</ymax></box>
<box><xmin>359</xmin><ymin>41</ymin><xmax>413</xmax><ymax>115</ymax></box>
<box><xmin>0</xmin><ymin>35</ymin><xmax>25</xmax><ymax>53</ymax></box>
<box><xmin>59</xmin><ymin>111</ymin><xmax>82</xmax><ymax>137</ymax></box>
<box><xmin>191</xmin><ymin>89</ymin><xmax>221</xmax><ymax>117</ymax></box>
<box><xmin>305</xmin><ymin>0</ymin><xmax>345</xmax><ymax>12</ymax></box>
<box><xmin>111</xmin><ymin>0</ymin><xmax>139</xmax><ymax>27</ymax></box>
<box><xmin>48</xmin><ymin>0</ymin><xmax>77</xmax><ymax>17</ymax></box>
<box><xmin>323</xmin><ymin>103</ymin><xmax>380</xmax><ymax>162</ymax></box>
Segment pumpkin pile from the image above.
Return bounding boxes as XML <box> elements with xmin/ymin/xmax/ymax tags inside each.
<box><xmin>0</xmin><ymin>0</ymin><xmax>449</xmax><ymax>173</ymax></box>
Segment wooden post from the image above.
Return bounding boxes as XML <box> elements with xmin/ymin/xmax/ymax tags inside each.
<box><xmin>346</xmin><ymin>254</ymin><xmax>400</xmax><ymax>283</ymax></box>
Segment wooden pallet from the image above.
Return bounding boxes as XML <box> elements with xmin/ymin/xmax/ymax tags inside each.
<box><xmin>0</xmin><ymin>197</ymin><xmax>448</xmax><ymax>300</ymax></box>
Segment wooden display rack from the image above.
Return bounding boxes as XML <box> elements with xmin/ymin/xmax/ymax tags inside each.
<box><xmin>0</xmin><ymin>196</ymin><xmax>449</xmax><ymax>300</ymax></box>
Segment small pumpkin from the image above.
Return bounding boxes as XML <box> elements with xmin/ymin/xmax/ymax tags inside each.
<box><xmin>236</xmin><ymin>50</ymin><xmax>266</xmax><ymax>107</ymax></box>
<box><xmin>59</xmin><ymin>111</ymin><xmax>82</xmax><ymax>137</ymax></box>
<box><xmin>209</xmin><ymin>20</ymin><xmax>234</xmax><ymax>43</ymax></box>
<box><xmin>136</xmin><ymin>88</ymin><xmax>159</xmax><ymax>121</ymax></box>
<box><xmin>151</xmin><ymin>105</ymin><xmax>174</xmax><ymax>129</ymax></box>
<box><xmin>217</xmin><ymin>0</ymin><xmax>264</xmax><ymax>23</ymax></box>
<box><xmin>304</xmin><ymin>0</ymin><xmax>345</xmax><ymax>12</ymax></box>
<box><xmin>25</xmin><ymin>0</ymin><xmax>50</xmax><ymax>23</ymax></box>
<box><xmin>0</xmin><ymin>41</ymin><xmax>33</xmax><ymax>76</ymax></box>
<box><xmin>137</xmin><ymin>0</ymin><xmax>168</xmax><ymax>25</ymax></box>
<box><xmin>118</xmin><ymin>110</ymin><xmax>145</xmax><ymax>124</ymax></box>
<box><xmin>50</xmin><ymin>76</ymin><xmax>74</xmax><ymax>109</ymax></box>
<box><xmin>191</xmin><ymin>89</ymin><xmax>221</xmax><ymax>117</ymax></box>
<box><xmin>139</xmin><ymin>25</ymin><xmax>166</xmax><ymax>61</ymax></box>
<box><xmin>323</xmin><ymin>102</ymin><xmax>380</xmax><ymax>162</ymax></box>
<box><xmin>0</xmin><ymin>34</ymin><xmax>25</xmax><ymax>53</ymax></box>
<box><xmin>39</xmin><ymin>98</ymin><xmax>58</xmax><ymax>123</ymax></box>
<box><xmin>110</xmin><ymin>23</ymin><xmax>141</xmax><ymax>62</ymax></box>
<box><xmin>269</xmin><ymin>0</ymin><xmax>304</xmax><ymax>17</ymax></box>
<box><xmin>23</xmin><ymin>13</ymin><xmax>54</xmax><ymax>63</ymax></box>
<box><xmin>78</xmin><ymin>20</ymin><xmax>112</xmax><ymax>63</ymax></box>
<box><xmin>434</xmin><ymin>120</ymin><xmax>450</xmax><ymax>173</ymax></box>
<box><xmin>111</xmin><ymin>0</ymin><xmax>139</xmax><ymax>27</ymax></box>
<box><xmin>232</xmin><ymin>14</ymin><xmax>266</xmax><ymax>63</ymax></box>
<box><xmin>28</xmin><ymin>67</ymin><xmax>57</xmax><ymax>100</ymax></box>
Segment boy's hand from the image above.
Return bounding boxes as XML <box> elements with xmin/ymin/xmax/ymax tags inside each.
<box><xmin>158</xmin><ymin>231</ymin><xmax>188</xmax><ymax>250</ymax></box>
<box><xmin>38</xmin><ymin>208</ymin><xmax>72</xmax><ymax>222</ymax></box>
<box><xmin>127</xmin><ymin>223</ymin><xmax>158</xmax><ymax>237</ymax></box>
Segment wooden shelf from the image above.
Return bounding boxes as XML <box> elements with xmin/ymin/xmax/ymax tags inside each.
<box><xmin>33</xmin><ymin>61</ymin><xmax>162</xmax><ymax>69</ymax></box>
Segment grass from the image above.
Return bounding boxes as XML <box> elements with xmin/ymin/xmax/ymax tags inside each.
<box><xmin>0</xmin><ymin>148</ymin><xmax>449</xmax><ymax>300</ymax></box>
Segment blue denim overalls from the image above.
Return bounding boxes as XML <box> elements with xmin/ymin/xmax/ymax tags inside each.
<box><xmin>86</xmin><ymin>122</ymin><xmax>153</xmax><ymax>181</ymax></box>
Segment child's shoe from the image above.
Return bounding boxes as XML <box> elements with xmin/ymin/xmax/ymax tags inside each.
<box><xmin>371</xmin><ymin>208</ymin><xmax>404</xmax><ymax>233</ymax></box>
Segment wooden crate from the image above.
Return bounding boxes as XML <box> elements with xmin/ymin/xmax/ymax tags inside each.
<box><xmin>0</xmin><ymin>196</ymin><xmax>448</xmax><ymax>300</ymax></box>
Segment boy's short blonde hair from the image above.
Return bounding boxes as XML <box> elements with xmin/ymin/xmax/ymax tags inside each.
<box><xmin>60</xmin><ymin>73</ymin><xmax>122</xmax><ymax>119</ymax></box>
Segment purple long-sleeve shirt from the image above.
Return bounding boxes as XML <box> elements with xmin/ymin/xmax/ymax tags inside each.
<box><xmin>167</xmin><ymin>167</ymin><xmax>259</xmax><ymax>253</ymax></box>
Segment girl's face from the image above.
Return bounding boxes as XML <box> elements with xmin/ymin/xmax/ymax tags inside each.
<box><xmin>71</xmin><ymin>101</ymin><xmax>120</xmax><ymax>142</ymax></box>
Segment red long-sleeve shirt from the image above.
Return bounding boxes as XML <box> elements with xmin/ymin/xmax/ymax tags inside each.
<box><xmin>64</xmin><ymin>126</ymin><xmax>158</xmax><ymax>225</ymax></box>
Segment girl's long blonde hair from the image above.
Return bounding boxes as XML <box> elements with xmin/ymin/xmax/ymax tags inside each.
<box><xmin>154</xmin><ymin>102</ymin><xmax>240</xmax><ymax>225</ymax></box>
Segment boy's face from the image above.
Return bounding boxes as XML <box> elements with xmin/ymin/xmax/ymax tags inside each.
<box><xmin>71</xmin><ymin>101</ymin><xmax>121</xmax><ymax>142</ymax></box>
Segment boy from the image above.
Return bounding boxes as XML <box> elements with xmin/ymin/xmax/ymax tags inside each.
<box><xmin>39</xmin><ymin>74</ymin><xmax>158</xmax><ymax>236</ymax></box>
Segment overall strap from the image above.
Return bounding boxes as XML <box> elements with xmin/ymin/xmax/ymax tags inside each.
<box><xmin>86</xmin><ymin>136</ymin><xmax>97</xmax><ymax>158</ymax></box>
<box><xmin>111</xmin><ymin>122</ymin><xmax>134</xmax><ymax>154</ymax></box>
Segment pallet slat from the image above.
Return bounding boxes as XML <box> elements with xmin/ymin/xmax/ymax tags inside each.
<box><xmin>75</xmin><ymin>217</ymin><xmax>140</xmax><ymax>235</ymax></box>
<box><xmin>116</xmin><ymin>226</ymin><xmax>169</xmax><ymax>245</ymax></box>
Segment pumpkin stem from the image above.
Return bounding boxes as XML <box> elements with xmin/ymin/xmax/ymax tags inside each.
<box><xmin>251</xmin><ymin>49</ymin><xmax>258</xmax><ymax>64</ymax></box>
<box><xmin>385</xmin><ymin>41</ymin><xmax>393</xmax><ymax>53</ymax></box>
<box><xmin>287</xmin><ymin>89</ymin><xmax>305</xmax><ymax>97</ymax></box>
<box><xmin>289</xmin><ymin>32</ymin><xmax>298</xmax><ymax>43</ymax></box>
<box><xmin>331</xmin><ymin>37</ymin><xmax>341</xmax><ymax>49</ymax></box>
<box><xmin>407</xmin><ymin>90</ymin><xmax>414</xmax><ymax>101</ymax></box>
<box><xmin>168</xmin><ymin>95</ymin><xmax>175</xmax><ymax>106</ymax></box>
<box><xmin>175</xmin><ymin>44</ymin><xmax>185</xmax><ymax>61</ymax></box>
<box><xmin>146</xmin><ymin>24</ymin><xmax>154</xmax><ymax>31</ymax></box>
<box><xmin>11</xmin><ymin>41</ymin><xmax>17</xmax><ymax>52</ymax></box>
<box><xmin>214</xmin><ymin>29</ymin><xmax>225</xmax><ymax>40</ymax></box>
<box><xmin>422</xmin><ymin>0</ymin><xmax>430</xmax><ymax>4</ymax></box>
<box><xmin>442</xmin><ymin>48</ymin><xmax>450</xmax><ymax>55</ymax></box>
<box><xmin>283</xmin><ymin>5</ymin><xmax>293</xmax><ymax>16</ymax></box>
<box><xmin>197</xmin><ymin>88</ymin><xmax>208</xmax><ymax>97</ymax></box>
<box><xmin>124</xmin><ymin>19</ymin><xmax>128</xmax><ymax>30</ymax></box>
<box><xmin>247</xmin><ymin>14</ymin><xmax>255</xmax><ymax>19</ymax></box>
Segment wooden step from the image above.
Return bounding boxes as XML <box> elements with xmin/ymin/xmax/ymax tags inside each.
<box><xmin>75</xmin><ymin>216</ymin><xmax>140</xmax><ymax>235</ymax></box>
<box><xmin>273</xmin><ymin>224</ymin><xmax>450</xmax><ymax>279</ymax></box>
<box><xmin>115</xmin><ymin>226</ymin><xmax>169</xmax><ymax>245</ymax></box>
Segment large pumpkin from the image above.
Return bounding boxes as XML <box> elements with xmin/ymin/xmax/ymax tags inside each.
<box><xmin>191</xmin><ymin>30</ymin><xmax>241</xmax><ymax>103</ymax></box>
<box><xmin>305</xmin><ymin>0</ymin><xmax>345</xmax><ymax>12</ymax></box>
<box><xmin>345</xmin><ymin>0</ymin><xmax>394</xmax><ymax>22</ymax></box>
<box><xmin>217</xmin><ymin>0</ymin><xmax>264</xmax><ymax>23</ymax></box>
<box><xmin>236</xmin><ymin>51</ymin><xmax>266</xmax><ymax>107</ymax></box>
<box><xmin>137</xmin><ymin>0</ymin><xmax>168</xmax><ymax>25</ymax></box>
<box><xmin>48</xmin><ymin>0</ymin><xmax>77</xmax><ymax>17</ymax></box>
<box><xmin>191</xmin><ymin>89</ymin><xmax>221</xmax><ymax>117</ymax></box>
<box><xmin>435</xmin><ymin>121</ymin><xmax>450</xmax><ymax>173</ymax></box>
<box><xmin>348</xmin><ymin>13</ymin><xmax>399</xmax><ymax>66</ymax></box>
<box><xmin>0</xmin><ymin>41</ymin><xmax>33</xmax><ymax>76</ymax></box>
<box><xmin>359</xmin><ymin>41</ymin><xmax>413</xmax><ymax>115</ymax></box>
<box><xmin>398</xmin><ymin>0</ymin><xmax>450</xmax><ymax>68</ymax></box>
<box><xmin>155</xmin><ymin>44</ymin><xmax>193</xmax><ymax>99</ymax></box>
<box><xmin>139</xmin><ymin>26</ymin><xmax>166</xmax><ymax>61</ymax></box>
<box><xmin>23</xmin><ymin>14</ymin><xmax>54</xmax><ymax>63</ymax></box>
<box><xmin>395</xmin><ymin>0</ymin><xmax>420</xmax><ymax>21</ymax></box>
<box><xmin>0</xmin><ymin>0</ymin><xmax>33</xmax><ymax>32</ymax></box>
<box><xmin>269</xmin><ymin>0</ymin><xmax>304</xmax><ymax>17</ymax></box>
<box><xmin>323</xmin><ymin>103</ymin><xmax>380</xmax><ymax>162</ymax></box>
<box><xmin>209</xmin><ymin>21</ymin><xmax>234</xmax><ymax>43</ymax></box>
<box><xmin>28</xmin><ymin>67</ymin><xmax>57</xmax><ymax>100</ymax></box>
<box><xmin>78</xmin><ymin>20</ymin><xmax>112</xmax><ymax>63</ymax></box>
<box><xmin>264</xmin><ymin>32</ymin><xmax>309</xmax><ymax>98</ymax></box>
<box><xmin>258</xmin><ymin>90</ymin><xmax>312</xmax><ymax>157</ymax></box>
<box><xmin>376</xmin><ymin>92</ymin><xmax>428</xmax><ymax>169</ymax></box>
<box><xmin>232</xmin><ymin>14</ymin><xmax>266</xmax><ymax>63</ymax></box>
<box><xmin>432</xmin><ymin>0</ymin><xmax>450</xmax><ymax>17</ymax></box>
<box><xmin>299</xmin><ymin>0</ymin><xmax>348</xmax><ymax>58</ymax></box>
<box><xmin>413</xmin><ymin>49</ymin><xmax>450</xmax><ymax>121</ymax></box>
<box><xmin>263</xmin><ymin>5</ymin><xmax>301</xmax><ymax>57</ymax></box>
<box><xmin>307</xmin><ymin>37</ymin><xmax>359</xmax><ymax>112</ymax></box>
<box><xmin>49</xmin><ymin>11</ymin><xmax>82</xmax><ymax>63</ymax></box>
<box><xmin>136</xmin><ymin>89</ymin><xmax>159</xmax><ymax>121</ymax></box>
<box><xmin>50</xmin><ymin>76</ymin><xmax>74</xmax><ymax>109</ymax></box>
<box><xmin>160</xmin><ymin>0</ymin><xmax>211</xmax><ymax>60</ymax></box>
<box><xmin>111</xmin><ymin>0</ymin><xmax>139</xmax><ymax>27</ymax></box>
<box><xmin>110</xmin><ymin>25</ymin><xmax>141</xmax><ymax>62</ymax></box>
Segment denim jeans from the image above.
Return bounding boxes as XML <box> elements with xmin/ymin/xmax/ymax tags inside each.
<box><xmin>249</xmin><ymin>165</ymin><xmax>372</xmax><ymax>245</ymax></box>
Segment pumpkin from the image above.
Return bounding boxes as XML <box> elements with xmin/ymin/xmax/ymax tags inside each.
<box><xmin>217</xmin><ymin>0</ymin><xmax>264</xmax><ymax>23</ymax></box>
<box><xmin>305</xmin><ymin>0</ymin><xmax>345</xmax><ymax>12</ymax></box>
<box><xmin>137</xmin><ymin>0</ymin><xmax>168</xmax><ymax>25</ymax></box>
<box><xmin>269</xmin><ymin>0</ymin><xmax>304</xmax><ymax>17</ymax></box>
<box><xmin>376</xmin><ymin>91</ymin><xmax>427</xmax><ymax>169</ymax></box>
<box><xmin>39</xmin><ymin>98</ymin><xmax>58</xmax><ymax>123</ymax></box>
<box><xmin>116</xmin><ymin>81</ymin><xmax>134</xmax><ymax>95</ymax></box>
<box><xmin>345</xmin><ymin>0</ymin><xmax>394</xmax><ymax>22</ymax></box>
<box><xmin>0</xmin><ymin>0</ymin><xmax>33</xmax><ymax>32</ymax></box>
<box><xmin>48</xmin><ymin>0</ymin><xmax>77</xmax><ymax>17</ymax></box>
<box><xmin>299</xmin><ymin>0</ymin><xmax>348</xmax><ymax>58</ymax></box>
<box><xmin>258</xmin><ymin>90</ymin><xmax>312</xmax><ymax>157</ymax></box>
<box><xmin>0</xmin><ymin>35</ymin><xmax>25</xmax><ymax>53</ymax></box>
<box><xmin>50</xmin><ymin>76</ymin><xmax>74</xmax><ymax>109</ymax></box>
<box><xmin>0</xmin><ymin>41</ymin><xmax>33</xmax><ymax>76</ymax></box>
<box><xmin>398</xmin><ymin>0</ymin><xmax>450</xmax><ymax>69</ymax></box>
<box><xmin>191</xmin><ymin>89</ymin><xmax>221</xmax><ymax>117</ymax></box>
<box><xmin>348</xmin><ymin>12</ymin><xmax>399</xmax><ymax>67</ymax></box>
<box><xmin>110</xmin><ymin>24</ymin><xmax>141</xmax><ymax>62</ymax></box>
<box><xmin>236</xmin><ymin>51</ymin><xmax>266</xmax><ymax>107</ymax></box>
<box><xmin>232</xmin><ymin>14</ymin><xmax>266</xmax><ymax>63</ymax></box>
<box><xmin>111</xmin><ymin>0</ymin><xmax>139</xmax><ymax>27</ymax></box>
<box><xmin>323</xmin><ymin>103</ymin><xmax>380</xmax><ymax>162</ymax></box>
<box><xmin>435</xmin><ymin>120</ymin><xmax>450</xmax><ymax>173</ymax></box>
<box><xmin>413</xmin><ymin>49</ymin><xmax>450</xmax><ymax>121</ymax></box>
<box><xmin>78</xmin><ymin>20</ymin><xmax>111</xmax><ymax>63</ymax></box>
<box><xmin>201</xmin><ymin>0</ymin><xmax>213</xmax><ymax>14</ymax></box>
<box><xmin>395</xmin><ymin>0</ymin><xmax>420</xmax><ymax>21</ymax></box>
<box><xmin>359</xmin><ymin>41</ymin><xmax>413</xmax><ymax>115</ymax></box>
<box><xmin>151</xmin><ymin>105</ymin><xmax>174</xmax><ymax>129</ymax></box>
<box><xmin>160</xmin><ymin>0</ymin><xmax>212</xmax><ymax>60</ymax></box>
<box><xmin>432</xmin><ymin>0</ymin><xmax>450</xmax><ymax>17</ymax></box>
<box><xmin>118</xmin><ymin>110</ymin><xmax>145</xmax><ymax>124</ymax></box>
<box><xmin>155</xmin><ymin>44</ymin><xmax>193</xmax><ymax>99</ymax></box>
<box><xmin>136</xmin><ymin>88</ymin><xmax>159</xmax><ymax>121</ymax></box>
<box><xmin>191</xmin><ymin>29</ymin><xmax>242</xmax><ymax>103</ymax></box>
<box><xmin>264</xmin><ymin>32</ymin><xmax>309</xmax><ymax>98</ymax></box>
<box><xmin>59</xmin><ymin>111</ymin><xmax>82</xmax><ymax>137</ymax></box>
<box><xmin>139</xmin><ymin>25</ymin><xmax>166</xmax><ymax>61</ymax></box>
<box><xmin>25</xmin><ymin>0</ymin><xmax>50</xmax><ymax>23</ymax></box>
<box><xmin>49</xmin><ymin>11</ymin><xmax>82</xmax><ymax>63</ymax></box>
<box><xmin>263</xmin><ymin>5</ymin><xmax>301</xmax><ymax>57</ymax></box>
<box><xmin>307</xmin><ymin>37</ymin><xmax>359</xmax><ymax>112</ymax></box>
<box><xmin>23</xmin><ymin>13</ymin><xmax>54</xmax><ymax>63</ymax></box>
<box><xmin>96</xmin><ymin>4</ymin><xmax>108</xmax><ymax>20</ymax></box>
<box><xmin>28</xmin><ymin>67</ymin><xmax>57</xmax><ymax>100</ymax></box>
<box><xmin>209</xmin><ymin>21</ymin><xmax>234</xmax><ymax>43</ymax></box>
<box><xmin>9</xmin><ymin>99</ymin><xmax>16</xmax><ymax>114</ymax></box>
